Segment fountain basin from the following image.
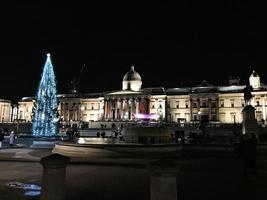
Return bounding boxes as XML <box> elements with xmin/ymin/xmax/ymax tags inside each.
<box><xmin>52</xmin><ymin>142</ymin><xmax>182</xmax><ymax>158</ymax></box>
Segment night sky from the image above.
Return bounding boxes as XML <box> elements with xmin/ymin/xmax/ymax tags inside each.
<box><xmin>0</xmin><ymin>1</ymin><xmax>266</xmax><ymax>101</ymax></box>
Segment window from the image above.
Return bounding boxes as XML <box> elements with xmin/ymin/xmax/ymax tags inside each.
<box><xmin>176</xmin><ymin>101</ymin><xmax>179</xmax><ymax>108</ymax></box>
<box><xmin>219</xmin><ymin>113</ymin><xmax>225</xmax><ymax>122</ymax></box>
<box><xmin>230</xmin><ymin>99</ymin><xmax>235</xmax><ymax>107</ymax></box>
<box><xmin>175</xmin><ymin>113</ymin><xmax>180</xmax><ymax>121</ymax></box>
<box><xmin>83</xmin><ymin>114</ymin><xmax>88</xmax><ymax>121</ymax></box>
<box><xmin>193</xmin><ymin>103</ymin><xmax>197</xmax><ymax>108</ymax></box>
<box><xmin>152</xmin><ymin>105</ymin><xmax>155</xmax><ymax>109</ymax></box>
<box><xmin>185</xmin><ymin>101</ymin><xmax>189</xmax><ymax>108</ymax></box>
<box><xmin>202</xmin><ymin>102</ymin><xmax>207</xmax><ymax>108</ymax></box>
<box><xmin>193</xmin><ymin>114</ymin><xmax>197</xmax><ymax>121</ymax></box>
<box><xmin>212</xmin><ymin>115</ymin><xmax>216</xmax><ymax>121</ymax></box>
<box><xmin>211</xmin><ymin>102</ymin><xmax>216</xmax><ymax>108</ymax></box>
<box><xmin>220</xmin><ymin>100</ymin><xmax>224</xmax><ymax>107</ymax></box>
<box><xmin>256</xmin><ymin>101</ymin><xmax>260</xmax><ymax>106</ymax></box>
<box><xmin>159</xmin><ymin>104</ymin><xmax>162</xmax><ymax>109</ymax></box>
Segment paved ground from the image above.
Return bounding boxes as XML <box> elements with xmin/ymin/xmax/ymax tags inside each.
<box><xmin>0</xmin><ymin>140</ymin><xmax>267</xmax><ymax>200</ymax></box>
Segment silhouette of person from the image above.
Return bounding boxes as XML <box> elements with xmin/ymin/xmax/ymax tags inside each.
<box><xmin>238</xmin><ymin>133</ymin><xmax>258</xmax><ymax>176</ymax></box>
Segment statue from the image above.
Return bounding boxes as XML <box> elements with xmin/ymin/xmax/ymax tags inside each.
<box><xmin>244</xmin><ymin>85</ymin><xmax>253</xmax><ymax>105</ymax></box>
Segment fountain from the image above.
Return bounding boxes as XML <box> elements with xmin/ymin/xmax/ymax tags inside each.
<box><xmin>52</xmin><ymin>114</ymin><xmax>182</xmax><ymax>157</ymax></box>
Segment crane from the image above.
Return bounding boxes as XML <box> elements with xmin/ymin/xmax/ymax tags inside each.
<box><xmin>70</xmin><ymin>64</ymin><xmax>86</xmax><ymax>94</ymax></box>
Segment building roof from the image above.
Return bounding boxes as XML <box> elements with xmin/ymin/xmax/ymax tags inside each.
<box><xmin>218</xmin><ymin>85</ymin><xmax>246</xmax><ymax>93</ymax></box>
<box><xmin>165</xmin><ymin>88</ymin><xmax>191</xmax><ymax>95</ymax></box>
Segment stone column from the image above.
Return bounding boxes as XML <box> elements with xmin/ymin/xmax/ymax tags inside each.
<box><xmin>40</xmin><ymin>154</ymin><xmax>70</xmax><ymax>200</ymax></box>
<box><xmin>262</xmin><ymin>97</ymin><xmax>266</xmax><ymax>122</ymax></box>
<box><xmin>149</xmin><ymin>159</ymin><xmax>180</xmax><ymax>200</ymax></box>
<box><xmin>136</xmin><ymin>98</ymin><xmax>139</xmax><ymax>114</ymax></box>
<box><xmin>108</xmin><ymin>100</ymin><xmax>112</xmax><ymax>120</ymax></box>
<box><xmin>114</xmin><ymin>99</ymin><xmax>117</xmax><ymax>120</ymax></box>
<box><xmin>131</xmin><ymin>98</ymin><xmax>135</xmax><ymax>120</ymax></box>
<box><xmin>189</xmin><ymin>99</ymin><xmax>193</xmax><ymax>122</ymax></box>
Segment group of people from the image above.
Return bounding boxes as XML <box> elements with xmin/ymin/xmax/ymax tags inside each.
<box><xmin>66</xmin><ymin>128</ymin><xmax>80</xmax><ymax>141</ymax></box>
<box><xmin>0</xmin><ymin>129</ymin><xmax>16</xmax><ymax>148</ymax></box>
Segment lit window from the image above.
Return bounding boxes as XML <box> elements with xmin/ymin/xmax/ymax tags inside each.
<box><xmin>230</xmin><ymin>99</ymin><xmax>235</xmax><ymax>107</ymax></box>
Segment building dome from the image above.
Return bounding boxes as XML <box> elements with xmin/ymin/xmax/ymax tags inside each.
<box><xmin>249</xmin><ymin>70</ymin><xmax>260</xmax><ymax>89</ymax></box>
<box><xmin>122</xmin><ymin>66</ymin><xmax>142</xmax><ymax>91</ymax></box>
<box><xmin>123</xmin><ymin>66</ymin><xmax>142</xmax><ymax>81</ymax></box>
<box><xmin>250</xmin><ymin>70</ymin><xmax>259</xmax><ymax>77</ymax></box>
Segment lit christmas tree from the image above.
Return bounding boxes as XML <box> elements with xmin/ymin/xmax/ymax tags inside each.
<box><xmin>32</xmin><ymin>53</ymin><xmax>58</xmax><ymax>136</ymax></box>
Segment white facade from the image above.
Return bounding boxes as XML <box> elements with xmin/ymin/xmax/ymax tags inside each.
<box><xmin>17</xmin><ymin>98</ymin><xmax>34</xmax><ymax>122</ymax></box>
<box><xmin>81</xmin><ymin>97</ymin><xmax>104</xmax><ymax>122</ymax></box>
<box><xmin>0</xmin><ymin>99</ymin><xmax>12</xmax><ymax>122</ymax></box>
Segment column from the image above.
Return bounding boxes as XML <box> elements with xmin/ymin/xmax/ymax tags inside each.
<box><xmin>40</xmin><ymin>154</ymin><xmax>70</xmax><ymax>200</ymax></box>
<box><xmin>149</xmin><ymin>159</ymin><xmax>180</xmax><ymax>200</ymax></box>
<box><xmin>136</xmin><ymin>98</ymin><xmax>139</xmax><ymax>114</ymax></box>
<box><xmin>104</xmin><ymin>100</ymin><xmax>108</xmax><ymax>120</ymax></box>
<box><xmin>114</xmin><ymin>99</ymin><xmax>118</xmax><ymax>120</ymax></box>
<box><xmin>190</xmin><ymin>99</ymin><xmax>193</xmax><ymax>122</ymax></box>
<box><xmin>262</xmin><ymin>97</ymin><xmax>266</xmax><ymax>121</ymax></box>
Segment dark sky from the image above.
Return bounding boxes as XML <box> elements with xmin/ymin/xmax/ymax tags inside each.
<box><xmin>0</xmin><ymin>1</ymin><xmax>266</xmax><ymax>101</ymax></box>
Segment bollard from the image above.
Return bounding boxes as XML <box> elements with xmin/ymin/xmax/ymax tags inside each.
<box><xmin>40</xmin><ymin>154</ymin><xmax>70</xmax><ymax>200</ymax></box>
<box><xmin>149</xmin><ymin>159</ymin><xmax>180</xmax><ymax>200</ymax></box>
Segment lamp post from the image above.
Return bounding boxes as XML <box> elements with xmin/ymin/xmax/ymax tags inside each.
<box><xmin>233</xmin><ymin>113</ymin><xmax>236</xmax><ymax>125</ymax></box>
<box><xmin>197</xmin><ymin>111</ymin><xmax>201</xmax><ymax>121</ymax></box>
<box><xmin>233</xmin><ymin>113</ymin><xmax>237</xmax><ymax>137</ymax></box>
<box><xmin>80</xmin><ymin>106</ymin><xmax>85</xmax><ymax>128</ymax></box>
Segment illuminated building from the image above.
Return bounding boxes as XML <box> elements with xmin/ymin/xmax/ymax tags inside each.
<box><xmin>15</xmin><ymin>68</ymin><xmax>267</xmax><ymax>126</ymax></box>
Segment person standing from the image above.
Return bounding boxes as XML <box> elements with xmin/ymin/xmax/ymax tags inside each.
<box><xmin>9</xmin><ymin>131</ymin><xmax>15</xmax><ymax>148</ymax></box>
<box><xmin>238</xmin><ymin>133</ymin><xmax>258</xmax><ymax>176</ymax></box>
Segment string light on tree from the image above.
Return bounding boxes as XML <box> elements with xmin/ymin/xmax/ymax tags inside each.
<box><xmin>32</xmin><ymin>53</ymin><xmax>58</xmax><ymax>136</ymax></box>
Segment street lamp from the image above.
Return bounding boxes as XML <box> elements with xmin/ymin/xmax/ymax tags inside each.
<box><xmin>198</xmin><ymin>111</ymin><xmax>201</xmax><ymax>121</ymax></box>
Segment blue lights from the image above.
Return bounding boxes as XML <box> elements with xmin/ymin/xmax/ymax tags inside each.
<box><xmin>32</xmin><ymin>54</ymin><xmax>58</xmax><ymax>136</ymax></box>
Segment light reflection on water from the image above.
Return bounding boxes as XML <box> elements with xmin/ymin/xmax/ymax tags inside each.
<box><xmin>6</xmin><ymin>181</ymin><xmax>41</xmax><ymax>196</ymax></box>
<box><xmin>24</xmin><ymin>190</ymin><xmax>41</xmax><ymax>196</ymax></box>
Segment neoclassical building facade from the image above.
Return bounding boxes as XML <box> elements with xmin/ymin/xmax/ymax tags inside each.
<box><xmin>10</xmin><ymin>67</ymin><xmax>267</xmax><ymax>126</ymax></box>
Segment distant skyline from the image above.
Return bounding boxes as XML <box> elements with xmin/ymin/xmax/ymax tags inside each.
<box><xmin>0</xmin><ymin>1</ymin><xmax>266</xmax><ymax>101</ymax></box>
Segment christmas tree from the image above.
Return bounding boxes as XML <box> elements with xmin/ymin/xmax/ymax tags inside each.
<box><xmin>32</xmin><ymin>53</ymin><xmax>58</xmax><ymax>136</ymax></box>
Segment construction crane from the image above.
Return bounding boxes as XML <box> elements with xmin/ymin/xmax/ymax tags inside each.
<box><xmin>70</xmin><ymin>64</ymin><xmax>86</xmax><ymax>94</ymax></box>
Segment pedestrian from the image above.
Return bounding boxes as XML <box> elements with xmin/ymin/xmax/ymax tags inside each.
<box><xmin>0</xmin><ymin>129</ymin><xmax>4</xmax><ymax>149</ymax></box>
<box><xmin>9</xmin><ymin>131</ymin><xmax>15</xmax><ymax>148</ymax></box>
<box><xmin>238</xmin><ymin>133</ymin><xmax>258</xmax><ymax>176</ymax></box>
